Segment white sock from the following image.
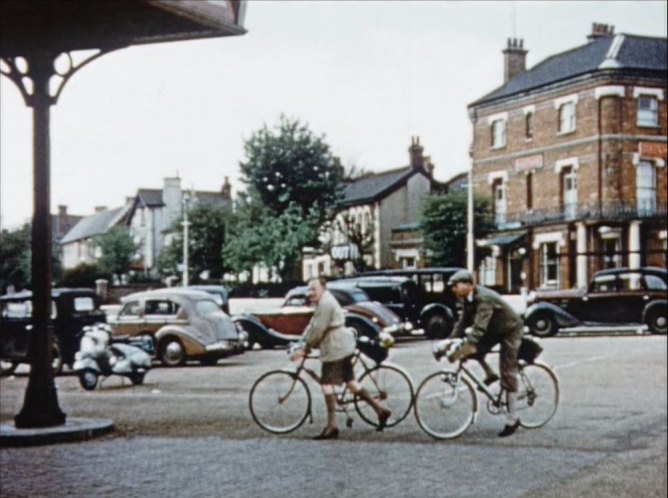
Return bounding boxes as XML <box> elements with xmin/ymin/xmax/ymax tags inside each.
<box><xmin>506</xmin><ymin>391</ymin><xmax>518</xmax><ymax>425</ymax></box>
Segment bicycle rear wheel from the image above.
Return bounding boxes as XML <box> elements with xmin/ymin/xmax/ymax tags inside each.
<box><xmin>414</xmin><ymin>370</ymin><xmax>477</xmax><ymax>440</ymax></box>
<box><xmin>354</xmin><ymin>363</ymin><xmax>414</xmax><ymax>428</ymax></box>
<box><xmin>249</xmin><ymin>370</ymin><xmax>311</xmax><ymax>434</ymax></box>
<box><xmin>517</xmin><ymin>361</ymin><xmax>559</xmax><ymax>429</ymax></box>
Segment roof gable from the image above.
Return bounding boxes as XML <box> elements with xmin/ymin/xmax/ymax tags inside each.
<box><xmin>341</xmin><ymin>166</ymin><xmax>431</xmax><ymax>207</ymax></box>
<box><xmin>60</xmin><ymin>206</ymin><xmax>128</xmax><ymax>244</ymax></box>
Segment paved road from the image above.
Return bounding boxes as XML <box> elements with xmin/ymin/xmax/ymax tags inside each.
<box><xmin>1</xmin><ymin>335</ymin><xmax>666</xmax><ymax>498</ymax></box>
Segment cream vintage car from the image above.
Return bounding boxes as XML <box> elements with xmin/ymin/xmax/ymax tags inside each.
<box><xmin>109</xmin><ymin>288</ymin><xmax>247</xmax><ymax>366</ymax></box>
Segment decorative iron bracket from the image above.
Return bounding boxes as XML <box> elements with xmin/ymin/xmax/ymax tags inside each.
<box><xmin>1</xmin><ymin>48</ymin><xmax>121</xmax><ymax>107</ymax></box>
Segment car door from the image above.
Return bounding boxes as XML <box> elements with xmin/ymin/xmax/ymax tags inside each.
<box><xmin>574</xmin><ymin>274</ymin><xmax>620</xmax><ymax>324</ymax></box>
<box><xmin>113</xmin><ymin>299</ymin><xmax>144</xmax><ymax>337</ymax></box>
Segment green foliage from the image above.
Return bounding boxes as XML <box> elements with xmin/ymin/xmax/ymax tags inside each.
<box><xmin>0</xmin><ymin>224</ymin><xmax>31</xmax><ymax>292</ymax></box>
<box><xmin>420</xmin><ymin>191</ymin><xmax>494</xmax><ymax>267</ymax></box>
<box><xmin>223</xmin><ymin>201</ymin><xmax>320</xmax><ymax>282</ymax></box>
<box><xmin>158</xmin><ymin>203</ymin><xmax>232</xmax><ymax>282</ymax></box>
<box><xmin>95</xmin><ymin>227</ymin><xmax>138</xmax><ymax>280</ymax></box>
<box><xmin>59</xmin><ymin>263</ymin><xmax>111</xmax><ymax>288</ymax></box>
<box><xmin>239</xmin><ymin>115</ymin><xmax>344</xmax><ymax>224</ymax></box>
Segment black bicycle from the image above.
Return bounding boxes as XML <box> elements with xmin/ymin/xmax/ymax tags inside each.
<box><xmin>249</xmin><ymin>348</ymin><xmax>415</xmax><ymax>434</ymax></box>
<box><xmin>414</xmin><ymin>339</ymin><xmax>559</xmax><ymax>439</ymax></box>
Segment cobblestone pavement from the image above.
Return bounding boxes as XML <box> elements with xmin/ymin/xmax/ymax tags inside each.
<box><xmin>1</xmin><ymin>335</ymin><xmax>666</xmax><ymax>497</ymax></box>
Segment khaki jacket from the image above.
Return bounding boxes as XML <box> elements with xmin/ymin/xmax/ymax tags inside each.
<box><xmin>303</xmin><ymin>291</ymin><xmax>356</xmax><ymax>363</ymax></box>
<box><xmin>452</xmin><ymin>285</ymin><xmax>524</xmax><ymax>345</ymax></box>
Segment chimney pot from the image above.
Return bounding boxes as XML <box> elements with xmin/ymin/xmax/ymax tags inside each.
<box><xmin>503</xmin><ymin>37</ymin><xmax>528</xmax><ymax>83</ymax></box>
<box><xmin>587</xmin><ymin>22</ymin><xmax>615</xmax><ymax>41</ymax></box>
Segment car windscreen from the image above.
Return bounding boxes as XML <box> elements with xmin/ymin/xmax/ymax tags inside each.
<box><xmin>195</xmin><ymin>300</ymin><xmax>225</xmax><ymax>317</ymax></box>
<box><xmin>73</xmin><ymin>297</ymin><xmax>96</xmax><ymax>312</ymax></box>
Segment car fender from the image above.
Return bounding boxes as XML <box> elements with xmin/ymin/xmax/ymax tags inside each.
<box><xmin>525</xmin><ymin>302</ymin><xmax>581</xmax><ymax>328</ymax></box>
<box><xmin>232</xmin><ymin>314</ymin><xmax>295</xmax><ymax>348</ymax></box>
<box><xmin>419</xmin><ymin>303</ymin><xmax>455</xmax><ymax>324</ymax></box>
<box><xmin>345</xmin><ymin>312</ymin><xmax>381</xmax><ymax>339</ymax></box>
<box><xmin>154</xmin><ymin>326</ymin><xmax>205</xmax><ymax>356</ymax></box>
<box><xmin>643</xmin><ymin>299</ymin><xmax>667</xmax><ymax>322</ymax></box>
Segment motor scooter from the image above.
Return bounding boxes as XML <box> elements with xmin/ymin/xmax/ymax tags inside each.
<box><xmin>73</xmin><ymin>323</ymin><xmax>152</xmax><ymax>391</ymax></box>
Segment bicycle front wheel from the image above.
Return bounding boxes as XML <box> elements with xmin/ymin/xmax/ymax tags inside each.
<box><xmin>517</xmin><ymin>361</ymin><xmax>559</xmax><ymax>429</ymax></box>
<box><xmin>414</xmin><ymin>370</ymin><xmax>477</xmax><ymax>440</ymax></box>
<box><xmin>354</xmin><ymin>363</ymin><xmax>415</xmax><ymax>428</ymax></box>
<box><xmin>249</xmin><ymin>370</ymin><xmax>311</xmax><ymax>434</ymax></box>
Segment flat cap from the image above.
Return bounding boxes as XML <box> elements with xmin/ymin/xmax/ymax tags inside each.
<box><xmin>447</xmin><ymin>269</ymin><xmax>474</xmax><ymax>286</ymax></box>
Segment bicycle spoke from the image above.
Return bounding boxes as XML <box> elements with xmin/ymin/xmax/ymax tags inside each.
<box><xmin>517</xmin><ymin>362</ymin><xmax>559</xmax><ymax>429</ymax></box>
<box><xmin>249</xmin><ymin>371</ymin><xmax>311</xmax><ymax>434</ymax></box>
<box><xmin>414</xmin><ymin>371</ymin><xmax>477</xmax><ymax>439</ymax></box>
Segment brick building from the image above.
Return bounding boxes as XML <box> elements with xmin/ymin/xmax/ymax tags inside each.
<box><xmin>468</xmin><ymin>24</ymin><xmax>667</xmax><ymax>292</ymax></box>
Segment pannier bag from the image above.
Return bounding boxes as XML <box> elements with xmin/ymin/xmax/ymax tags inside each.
<box><xmin>356</xmin><ymin>335</ymin><xmax>389</xmax><ymax>364</ymax></box>
<box><xmin>518</xmin><ymin>337</ymin><xmax>543</xmax><ymax>364</ymax></box>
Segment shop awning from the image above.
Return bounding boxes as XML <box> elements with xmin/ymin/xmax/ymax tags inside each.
<box><xmin>477</xmin><ymin>232</ymin><xmax>526</xmax><ymax>248</ymax></box>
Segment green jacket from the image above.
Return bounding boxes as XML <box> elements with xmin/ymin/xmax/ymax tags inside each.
<box><xmin>452</xmin><ymin>285</ymin><xmax>524</xmax><ymax>345</ymax></box>
<box><xmin>303</xmin><ymin>291</ymin><xmax>356</xmax><ymax>362</ymax></box>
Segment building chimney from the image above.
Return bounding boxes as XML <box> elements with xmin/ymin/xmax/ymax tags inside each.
<box><xmin>587</xmin><ymin>23</ymin><xmax>614</xmax><ymax>42</ymax></box>
<box><xmin>94</xmin><ymin>206</ymin><xmax>107</xmax><ymax>213</ymax></box>
<box><xmin>423</xmin><ymin>155</ymin><xmax>434</xmax><ymax>177</ymax></box>
<box><xmin>221</xmin><ymin>176</ymin><xmax>232</xmax><ymax>199</ymax></box>
<box><xmin>409</xmin><ymin>136</ymin><xmax>424</xmax><ymax>170</ymax></box>
<box><xmin>503</xmin><ymin>38</ymin><xmax>527</xmax><ymax>83</ymax></box>
<box><xmin>58</xmin><ymin>205</ymin><xmax>67</xmax><ymax>216</ymax></box>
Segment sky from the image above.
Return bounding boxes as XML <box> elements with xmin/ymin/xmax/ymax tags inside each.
<box><xmin>1</xmin><ymin>0</ymin><xmax>666</xmax><ymax>230</ymax></box>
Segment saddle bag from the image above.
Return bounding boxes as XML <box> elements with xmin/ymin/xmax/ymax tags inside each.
<box><xmin>518</xmin><ymin>337</ymin><xmax>543</xmax><ymax>364</ymax></box>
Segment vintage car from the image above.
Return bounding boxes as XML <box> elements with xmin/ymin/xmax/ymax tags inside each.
<box><xmin>233</xmin><ymin>286</ymin><xmax>387</xmax><ymax>349</ymax></box>
<box><xmin>109</xmin><ymin>288</ymin><xmax>247</xmax><ymax>366</ymax></box>
<box><xmin>1</xmin><ymin>288</ymin><xmax>106</xmax><ymax>376</ymax></box>
<box><xmin>184</xmin><ymin>285</ymin><xmax>230</xmax><ymax>314</ymax></box>
<box><xmin>360</xmin><ymin>267</ymin><xmax>465</xmax><ymax>339</ymax></box>
<box><xmin>525</xmin><ymin>267</ymin><xmax>667</xmax><ymax>337</ymax></box>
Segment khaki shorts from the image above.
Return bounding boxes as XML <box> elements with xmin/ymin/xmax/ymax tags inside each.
<box><xmin>321</xmin><ymin>355</ymin><xmax>355</xmax><ymax>385</ymax></box>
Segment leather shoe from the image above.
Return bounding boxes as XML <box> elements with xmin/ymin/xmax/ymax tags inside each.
<box><xmin>498</xmin><ymin>420</ymin><xmax>520</xmax><ymax>438</ymax></box>
<box><xmin>313</xmin><ymin>427</ymin><xmax>339</xmax><ymax>440</ymax></box>
<box><xmin>376</xmin><ymin>409</ymin><xmax>391</xmax><ymax>432</ymax></box>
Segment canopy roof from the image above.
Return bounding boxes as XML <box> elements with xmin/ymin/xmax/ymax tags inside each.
<box><xmin>1</xmin><ymin>0</ymin><xmax>246</xmax><ymax>56</ymax></box>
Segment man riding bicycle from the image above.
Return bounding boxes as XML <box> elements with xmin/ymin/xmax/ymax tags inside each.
<box><xmin>447</xmin><ymin>269</ymin><xmax>524</xmax><ymax>437</ymax></box>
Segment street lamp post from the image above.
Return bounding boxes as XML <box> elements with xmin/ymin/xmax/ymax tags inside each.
<box><xmin>467</xmin><ymin>168</ymin><xmax>475</xmax><ymax>273</ymax></box>
<box><xmin>182</xmin><ymin>192</ymin><xmax>191</xmax><ymax>286</ymax></box>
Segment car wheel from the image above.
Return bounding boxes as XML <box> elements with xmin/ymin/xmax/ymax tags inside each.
<box><xmin>79</xmin><ymin>369</ymin><xmax>99</xmax><ymax>390</ymax></box>
<box><xmin>645</xmin><ymin>306</ymin><xmax>667</xmax><ymax>335</ymax></box>
<box><xmin>527</xmin><ymin>312</ymin><xmax>559</xmax><ymax>338</ymax></box>
<box><xmin>130</xmin><ymin>372</ymin><xmax>145</xmax><ymax>385</ymax></box>
<box><xmin>51</xmin><ymin>341</ymin><xmax>63</xmax><ymax>376</ymax></box>
<box><xmin>159</xmin><ymin>337</ymin><xmax>186</xmax><ymax>367</ymax></box>
<box><xmin>425</xmin><ymin>314</ymin><xmax>449</xmax><ymax>340</ymax></box>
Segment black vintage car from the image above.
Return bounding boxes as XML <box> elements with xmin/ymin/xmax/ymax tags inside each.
<box><xmin>340</xmin><ymin>267</ymin><xmax>466</xmax><ymax>339</ymax></box>
<box><xmin>524</xmin><ymin>267</ymin><xmax>667</xmax><ymax>337</ymax></box>
<box><xmin>0</xmin><ymin>288</ymin><xmax>106</xmax><ymax>375</ymax></box>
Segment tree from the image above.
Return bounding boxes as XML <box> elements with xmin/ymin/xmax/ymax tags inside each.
<box><xmin>0</xmin><ymin>224</ymin><xmax>31</xmax><ymax>292</ymax></box>
<box><xmin>239</xmin><ymin>115</ymin><xmax>344</xmax><ymax>226</ymax></box>
<box><xmin>420</xmin><ymin>191</ymin><xmax>494</xmax><ymax>267</ymax></box>
<box><xmin>222</xmin><ymin>201</ymin><xmax>320</xmax><ymax>282</ymax></box>
<box><xmin>95</xmin><ymin>227</ymin><xmax>139</xmax><ymax>282</ymax></box>
<box><xmin>158</xmin><ymin>203</ymin><xmax>232</xmax><ymax>282</ymax></box>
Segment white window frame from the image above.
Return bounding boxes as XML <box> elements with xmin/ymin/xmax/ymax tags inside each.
<box><xmin>539</xmin><ymin>242</ymin><xmax>561</xmax><ymax>289</ymax></box>
<box><xmin>491</xmin><ymin>119</ymin><xmax>506</xmax><ymax>149</ymax></box>
<box><xmin>637</xmin><ymin>95</ymin><xmax>659</xmax><ymax>127</ymax></box>
<box><xmin>558</xmin><ymin>101</ymin><xmax>576</xmax><ymax>134</ymax></box>
<box><xmin>636</xmin><ymin>161</ymin><xmax>657</xmax><ymax>215</ymax></box>
<box><xmin>562</xmin><ymin>168</ymin><xmax>578</xmax><ymax>220</ymax></box>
